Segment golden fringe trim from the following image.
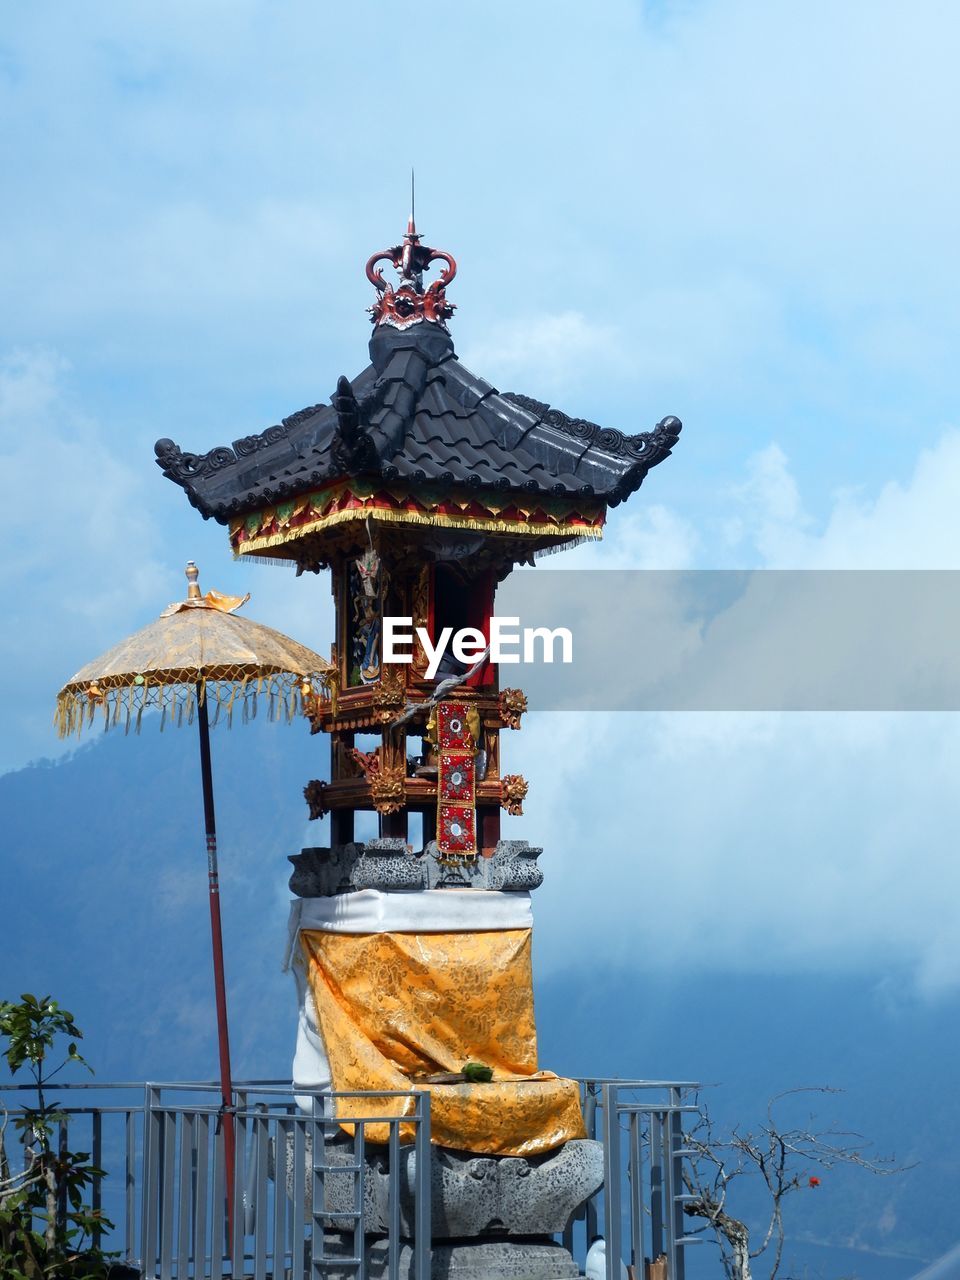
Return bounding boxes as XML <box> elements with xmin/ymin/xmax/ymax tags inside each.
<box><xmin>54</xmin><ymin>669</ymin><xmax>317</xmax><ymax>740</ymax></box>
<box><xmin>233</xmin><ymin>506</ymin><xmax>604</xmax><ymax>557</ymax></box>
<box><xmin>532</xmin><ymin>535</ymin><xmax>596</xmax><ymax>560</ymax></box>
<box><xmin>232</xmin><ymin>554</ymin><xmax>298</xmax><ymax>570</ymax></box>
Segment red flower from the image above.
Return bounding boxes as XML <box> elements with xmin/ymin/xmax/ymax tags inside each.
<box><xmin>808</xmin><ymin>1176</ymin><xmax>821</xmax><ymax>1188</ymax></box>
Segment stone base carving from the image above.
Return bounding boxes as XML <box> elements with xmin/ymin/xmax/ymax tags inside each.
<box><xmin>288</xmin><ymin>839</ymin><xmax>543</xmax><ymax>897</ymax></box>
<box><xmin>289</xmin><ymin>839</ymin><xmax>424</xmax><ymax>896</ymax></box>
<box><xmin>303</xmin><ymin>1136</ymin><xmax>602</xmax><ymax>1239</ymax></box>
<box><xmin>423</xmin><ymin>840</ymin><xmax>543</xmax><ymax>892</ymax></box>
<box><xmin>317</xmin><ymin>1233</ymin><xmax>580</xmax><ymax>1280</ymax></box>
<box><xmin>286</xmin><ymin>1132</ymin><xmax>601</xmax><ymax>1269</ymax></box>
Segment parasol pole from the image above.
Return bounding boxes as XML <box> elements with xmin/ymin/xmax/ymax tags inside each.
<box><xmin>196</xmin><ymin>675</ymin><xmax>237</xmax><ymax>1233</ymax></box>
<box><xmin>55</xmin><ymin>558</ymin><xmax>337</xmax><ymax>1247</ymax></box>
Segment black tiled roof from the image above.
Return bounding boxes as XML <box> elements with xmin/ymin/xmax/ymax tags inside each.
<box><xmin>154</xmin><ymin>322</ymin><xmax>681</xmax><ymax>522</ymax></box>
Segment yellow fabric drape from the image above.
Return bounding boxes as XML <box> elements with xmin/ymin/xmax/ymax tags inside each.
<box><xmin>300</xmin><ymin>929</ymin><xmax>586</xmax><ymax>1156</ymax></box>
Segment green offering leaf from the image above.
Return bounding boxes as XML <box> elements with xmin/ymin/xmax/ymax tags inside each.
<box><xmin>462</xmin><ymin>1061</ymin><xmax>493</xmax><ymax>1083</ymax></box>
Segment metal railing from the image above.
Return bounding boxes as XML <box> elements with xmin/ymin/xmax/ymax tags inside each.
<box><xmin>571</xmin><ymin>1079</ymin><xmax>702</xmax><ymax>1280</ymax></box>
<box><xmin>0</xmin><ymin>1081</ymin><xmax>431</xmax><ymax>1280</ymax></box>
<box><xmin>0</xmin><ymin>1077</ymin><xmax>699</xmax><ymax>1280</ymax></box>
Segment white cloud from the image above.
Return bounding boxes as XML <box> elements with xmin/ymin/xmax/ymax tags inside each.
<box><xmin>460</xmin><ymin>311</ymin><xmax>625</xmax><ymax>402</ymax></box>
<box><xmin>726</xmin><ymin>429</ymin><xmax>960</xmax><ymax>570</ymax></box>
<box><xmin>592</xmin><ymin>504</ymin><xmax>700</xmax><ymax>570</ymax></box>
<box><xmin>511</xmin><ymin>429</ymin><xmax>960</xmax><ymax>996</ymax></box>
<box><xmin>0</xmin><ymin>350</ymin><xmax>169</xmax><ymax>765</ymax></box>
<box><xmin>520</xmin><ymin>705</ymin><xmax>960</xmax><ymax>998</ymax></box>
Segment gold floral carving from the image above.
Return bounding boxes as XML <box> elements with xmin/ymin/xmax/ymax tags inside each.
<box><xmin>500</xmin><ymin>773</ymin><xmax>529</xmax><ymax>816</ymax></box>
<box><xmin>348</xmin><ymin>746</ymin><xmax>406</xmax><ymax>815</ymax></box>
<box><xmin>499</xmin><ymin>688</ymin><xmax>528</xmax><ymax>730</ymax></box>
<box><xmin>369</xmin><ymin>769</ymin><xmax>405</xmax><ymax>815</ymax></box>
<box><xmin>301</xmin><ymin>652</ymin><xmax>340</xmax><ymax>732</ymax></box>
<box><xmin>372</xmin><ymin>661</ymin><xmax>407</xmax><ymax>723</ymax></box>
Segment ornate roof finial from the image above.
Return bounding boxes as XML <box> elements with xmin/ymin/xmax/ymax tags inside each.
<box><xmin>365</xmin><ymin>195</ymin><xmax>457</xmax><ymax>331</ymax></box>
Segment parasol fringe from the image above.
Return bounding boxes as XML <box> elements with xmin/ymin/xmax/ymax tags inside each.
<box><xmin>225</xmin><ymin>681</ymin><xmax>239</xmax><ymax>724</ymax></box>
<box><xmin>53</xmin><ymin>667</ymin><xmax>330</xmax><ymax>739</ymax></box>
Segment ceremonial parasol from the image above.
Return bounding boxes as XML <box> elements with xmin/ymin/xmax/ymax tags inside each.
<box><xmin>55</xmin><ymin>561</ymin><xmax>335</xmax><ymax>1215</ymax></box>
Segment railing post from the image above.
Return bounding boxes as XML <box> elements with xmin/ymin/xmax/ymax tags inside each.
<box><xmin>141</xmin><ymin>1084</ymin><xmax>161</xmax><ymax>1277</ymax></box>
<box><xmin>649</xmin><ymin>1110</ymin><xmax>664</xmax><ymax>1266</ymax></box>
<box><xmin>413</xmin><ymin>1091</ymin><xmax>432</xmax><ymax>1280</ymax></box>
<box><xmin>159</xmin><ymin>1098</ymin><xmax>176</xmax><ymax>1278</ymax></box>
<box><xmin>91</xmin><ymin>1109</ymin><xmax>103</xmax><ymax>1250</ymax></box>
<box><xmin>584</xmin><ymin>1083</ymin><xmax>600</xmax><ymax>1245</ymax></box>
<box><xmin>252</xmin><ymin>1104</ymin><xmax>270</xmax><ymax>1280</ymax></box>
<box><xmin>176</xmin><ymin>1112</ymin><xmax>193</xmax><ymax>1280</ymax></box>
<box><xmin>125</xmin><ymin>1107</ymin><xmax>137</xmax><ymax>1262</ymax></box>
<box><xmin>668</xmin><ymin>1092</ymin><xmax>687</xmax><ymax>1280</ymax></box>
<box><xmin>272</xmin><ymin>1114</ymin><xmax>289</xmax><ymax>1280</ymax></box>
<box><xmin>194</xmin><ymin>1112</ymin><xmax>210</xmax><ymax>1280</ymax></box>
<box><xmin>601</xmin><ymin>1084</ymin><xmax>622</xmax><ymax>1280</ymax></box>
<box><xmin>661</xmin><ymin>1107</ymin><xmax>677</xmax><ymax>1280</ymax></box>
<box><xmin>628</xmin><ymin>1110</ymin><xmax>645</xmax><ymax>1275</ymax></box>
<box><xmin>231</xmin><ymin>1098</ymin><xmax>246</xmax><ymax>1277</ymax></box>
<box><xmin>210</xmin><ymin>1097</ymin><xmax>227</xmax><ymax>1278</ymax></box>
<box><xmin>354</xmin><ymin>1118</ymin><xmax>366</xmax><ymax>1278</ymax></box>
<box><xmin>57</xmin><ymin>1119</ymin><xmax>69</xmax><ymax>1234</ymax></box>
<box><xmin>387</xmin><ymin>1119</ymin><xmax>401</xmax><ymax>1280</ymax></box>
<box><xmin>309</xmin><ymin>1091</ymin><xmax>324</xmax><ymax>1280</ymax></box>
<box><xmin>292</xmin><ymin>1111</ymin><xmax>306</xmax><ymax>1280</ymax></box>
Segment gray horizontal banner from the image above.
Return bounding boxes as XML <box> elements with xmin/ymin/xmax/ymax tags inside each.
<box><xmin>487</xmin><ymin>570</ymin><xmax>960</xmax><ymax>711</ymax></box>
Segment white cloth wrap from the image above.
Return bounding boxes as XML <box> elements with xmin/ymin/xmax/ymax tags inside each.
<box><xmin>285</xmin><ymin>890</ymin><xmax>534</xmax><ymax>1106</ymax></box>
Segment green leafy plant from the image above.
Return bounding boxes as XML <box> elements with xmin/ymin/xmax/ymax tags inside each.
<box><xmin>0</xmin><ymin>995</ymin><xmax>114</xmax><ymax>1279</ymax></box>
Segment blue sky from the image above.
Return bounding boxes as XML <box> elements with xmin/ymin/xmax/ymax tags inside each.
<box><xmin>5</xmin><ymin>1</ymin><xmax>960</xmax><ymax>996</ymax></box>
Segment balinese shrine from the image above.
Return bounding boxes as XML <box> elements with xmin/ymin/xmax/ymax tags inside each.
<box><xmin>156</xmin><ymin>217</ymin><xmax>681</xmax><ymax>1279</ymax></box>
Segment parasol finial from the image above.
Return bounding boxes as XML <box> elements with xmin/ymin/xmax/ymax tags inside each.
<box><xmin>185</xmin><ymin>561</ymin><xmax>201</xmax><ymax>600</ymax></box>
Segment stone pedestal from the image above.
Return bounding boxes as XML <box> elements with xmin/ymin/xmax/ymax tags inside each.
<box><xmin>291</xmin><ymin>1134</ymin><xmax>603</xmax><ymax>1279</ymax></box>
<box><xmin>320</xmin><ymin>1234</ymin><xmax>580</xmax><ymax>1280</ymax></box>
<box><xmin>289</xmin><ymin>838</ymin><xmax>598</xmax><ymax>1278</ymax></box>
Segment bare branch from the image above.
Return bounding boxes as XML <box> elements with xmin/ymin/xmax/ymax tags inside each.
<box><xmin>683</xmin><ymin>1086</ymin><xmax>908</xmax><ymax>1280</ymax></box>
